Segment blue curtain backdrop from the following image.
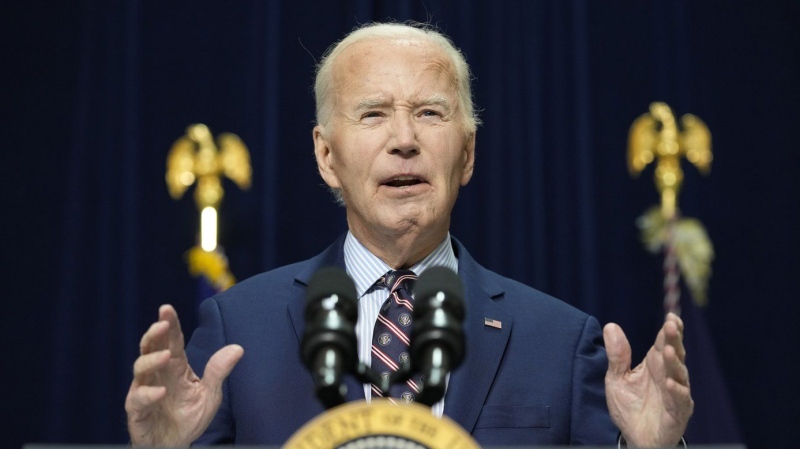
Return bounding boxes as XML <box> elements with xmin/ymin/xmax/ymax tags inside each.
<box><xmin>3</xmin><ymin>1</ymin><xmax>799</xmax><ymax>448</ymax></box>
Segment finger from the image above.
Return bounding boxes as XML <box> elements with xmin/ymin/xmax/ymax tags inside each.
<box><xmin>664</xmin><ymin>376</ymin><xmax>695</xmax><ymax>417</ymax></box>
<box><xmin>158</xmin><ymin>304</ymin><xmax>181</xmax><ymax>332</ymax></box>
<box><xmin>158</xmin><ymin>304</ymin><xmax>187</xmax><ymax>354</ymax></box>
<box><xmin>665</xmin><ymin>312</ymin><xmax>685</xmax><ymax>336</ymax></box>
<box><xmin>652</xmin><ymin>312</ymin><xmax>683</xmax><ymax>353</ymax></box>
<box><xmin>132</xmin><ymin>349</ymin><xmax>171</xmax><ymax>386</ymax></box>
<box><xmin>125</xmin><ymin>385</ymin><xmax>167</xmax><ymax>414</ymax></box>
<box><xmin>663</xmin><ymin>319</ymin><xmax>686</xmax><ymax>363</ymax></box>
<box><xmin>663</xmin><ymin>344</ymin><xmax>690</xmax><ymax>387</ymax></box>
<box><xmin>652</xmin><ymin>324</ymin><xmax>668</xmax><ymax>352</ymax></box>
<box><xmin>202</xmin><ymin>344</ymin><xmax>244</xmax><ymax>391</ymax></box>
<box><xmin>658</xmin><ymin>313</ymin><xmax>684</xmax><ymax>352</ymax></box>
<box><xmin>140</xmin><ymin>320</ymin><xmax>170</xmax><ymax>355</ymax></box>
<box><xmin>603</xmin><ymin>323</ymin><xmax>631</xmax><ymax>377</ymax></box>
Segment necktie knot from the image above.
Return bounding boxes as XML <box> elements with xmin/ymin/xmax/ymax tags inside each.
<box><xmin>381</xmin><ymin>269</ymin><xmax>417</xmax><ymax>295</ymax></box>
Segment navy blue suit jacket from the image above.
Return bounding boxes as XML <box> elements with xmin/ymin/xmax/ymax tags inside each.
<box><xmin>186</xmin><ymin>235</ymin><xmax>618</xmax><ymax>446</ymax></box>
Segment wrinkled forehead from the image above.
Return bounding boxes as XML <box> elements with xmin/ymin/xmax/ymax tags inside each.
<box><xmin>331</xmin><ymin>37</ymin><xmax>459</xmax><ymax>99</ymax></box>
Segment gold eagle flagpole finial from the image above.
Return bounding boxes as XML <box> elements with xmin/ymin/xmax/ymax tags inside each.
<box><xmin>166</xmin><ymin>123</ymin><xmax>252</xmax><ymax>291</ymax></box>
<box><xmin>628</xmin><ymin>102</ymin><xmax>715</xmax><ymax>312</ymax></box>
<box><xmin>628</xmin><ymin>102</ymin><xmax>713</xmax><ymax>220</ymax></box>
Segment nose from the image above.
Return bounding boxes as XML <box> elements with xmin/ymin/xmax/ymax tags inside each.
<box><xmin>388</xmin><ymin>112</ymin><xmax>419</xmax><ymax>156</ymax></box>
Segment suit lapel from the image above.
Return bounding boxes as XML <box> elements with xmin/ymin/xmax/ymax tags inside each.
<box><xmin>286</xmin><ymin>234</ymin><xmax>365</xmax><ymax>402</ymax></box>
<box><xmin>444</xmin><ymin>239</ymin><xmax>512</xmax><ymax>433</ymax></box>
<box><xmin>287</xmin><ymin>234</ymin><xmax>347</xmax><ymax>344</ymax></box>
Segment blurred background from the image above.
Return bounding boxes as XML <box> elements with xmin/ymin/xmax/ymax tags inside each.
<box><xmin>3</xmin><ymin>1</ymin><xmax>798</xmax><ymax>448</ymax></box>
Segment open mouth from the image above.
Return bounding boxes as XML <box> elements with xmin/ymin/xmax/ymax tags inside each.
<box><xmin>383</xmin><ymin>176</ymin><xmax>423</xmax><ymax>188</ymax></box>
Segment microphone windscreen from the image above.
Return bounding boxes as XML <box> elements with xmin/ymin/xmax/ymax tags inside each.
<box><xmin>414</xmin><ymin>266</ymin><xmax>464</xmax><ymax>316</ymax></box>
<box><xmin>305</xmin><ymin>267</ymin><xmax>358</xmax><ymax>315</ymax></box>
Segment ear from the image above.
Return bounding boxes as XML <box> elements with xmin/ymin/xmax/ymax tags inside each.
<box><xmin>313</xmin><ymin>125</ymin><xmax>341</xmax><ymax>189</ymax></box>
<box><xmin>460</xmin><ymin>131</ymin><xmax>476</xmax><ymax>186</ymax></box>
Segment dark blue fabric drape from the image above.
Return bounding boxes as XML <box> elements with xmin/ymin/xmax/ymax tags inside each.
<box><xmin>4</xmin><ymin>1</ymin><xmax>799</xmax><ymax>448</ymax></box>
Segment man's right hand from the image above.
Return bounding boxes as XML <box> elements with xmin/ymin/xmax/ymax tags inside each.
<box><xmin>125</xmin><ymin>304</ymin><xmax>244</xmax><ymax>447</ymax></box>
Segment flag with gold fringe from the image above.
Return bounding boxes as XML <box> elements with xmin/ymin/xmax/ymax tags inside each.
<box><xmin>167</xmin><ymin>123</ymin><xmax>251</xmax><ymax>301</ymax></box>
<box><xmin>629</xmin><ymin>103</ymin><xmax>741</xmax><ymax>443</ymax></box>
<box><xmin>187</xmin><ymin>245</ymin><xmax>236</xmax><ymax>299</ymax></box>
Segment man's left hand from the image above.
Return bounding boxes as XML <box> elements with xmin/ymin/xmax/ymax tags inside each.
<box><xmin>603</xmin><ymin>312</ymin><xmax>694</xmax><ymax>447</ymax></box>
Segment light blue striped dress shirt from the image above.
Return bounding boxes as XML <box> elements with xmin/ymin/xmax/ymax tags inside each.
<box><xmin>344</xmin><ymin>231</ymin><xmax>458</xmax><ymax>418</ymax></box>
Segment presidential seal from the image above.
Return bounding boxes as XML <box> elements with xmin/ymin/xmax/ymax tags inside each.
<box><xmin>283</xmin><ymin>400</ymin><xmax>481</xmax><ymax>449</ymax></box>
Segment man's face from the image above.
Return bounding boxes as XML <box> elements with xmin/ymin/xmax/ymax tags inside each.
<box><xmin>314</xmin><ymin>37</ymin><xmax>475</xmax><ymax>242</ymax></box>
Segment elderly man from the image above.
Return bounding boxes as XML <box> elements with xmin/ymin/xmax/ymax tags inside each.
<box><xmin>126</xmin><ymin>22</ymin><xmax>693</xmax><ymax>447</ymax></box>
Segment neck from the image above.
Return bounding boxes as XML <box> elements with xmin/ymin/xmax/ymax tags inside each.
<box><xmin>348</xmin><ymin>221</ymin><xmax>449</xmax><ymax>270</ymax></box>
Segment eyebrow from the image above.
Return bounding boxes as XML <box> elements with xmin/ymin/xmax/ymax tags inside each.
<box><xmin>418</xmin><ymin>94</ymin><xmax>452</xmax><ymax>111</ymax></box>
<box><xmin>354</xmin><ymin>98</ymin><xmax>389</xmax><ymax>112</ymax></box>
<box><xmin>354</xmin><ymin>95</ymin><xmax>452</xmax><ymax>112</ymax></box>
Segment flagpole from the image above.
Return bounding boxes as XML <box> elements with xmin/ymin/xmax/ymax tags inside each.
<box><xmin>628</xmin><ymin>102</ymin><xmax>714</xmax><ymax>313</ymax></box>
<box><xmin>166</xmin><ymin>123</ymin><xmax>252</xmax><ymax>293</ymax></box>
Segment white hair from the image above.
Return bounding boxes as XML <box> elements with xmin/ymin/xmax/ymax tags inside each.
<box><xmin>314</xmin><ymin>22</ymin><xmax>481</xmax><ymax>204</ymax></box>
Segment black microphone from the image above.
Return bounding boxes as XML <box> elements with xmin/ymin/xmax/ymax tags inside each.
<box><xmin>410</xmin><ymin>266</ymin><xmax>465</xmax><ymax>406</ymax></box>
<box><xmin>301</xmin><ymin>267</ymin><xmax>359</xmax><ymax>409</ymax></box>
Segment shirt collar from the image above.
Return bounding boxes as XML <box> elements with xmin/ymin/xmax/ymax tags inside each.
<box><xmin>343</xmin><ymin>231</ymin><xmax>458</xmax><ymax>299</ymax></box>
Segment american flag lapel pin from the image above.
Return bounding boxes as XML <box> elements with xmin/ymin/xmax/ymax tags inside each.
<box><xmin>484</xmin><ymin>317</ymin><xmax>502</xmax><ymax>329</ymax></box>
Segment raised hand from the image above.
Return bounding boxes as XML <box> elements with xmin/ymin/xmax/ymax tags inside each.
<box><xmin>603</xmin><ymin>313</ymin><xmax>694</xmax><ymax>447</ymax></box>
<box><xmin>125</xmin><ymin>304</ymin><xmax>243</xmax><ymax>447</ymax></box>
